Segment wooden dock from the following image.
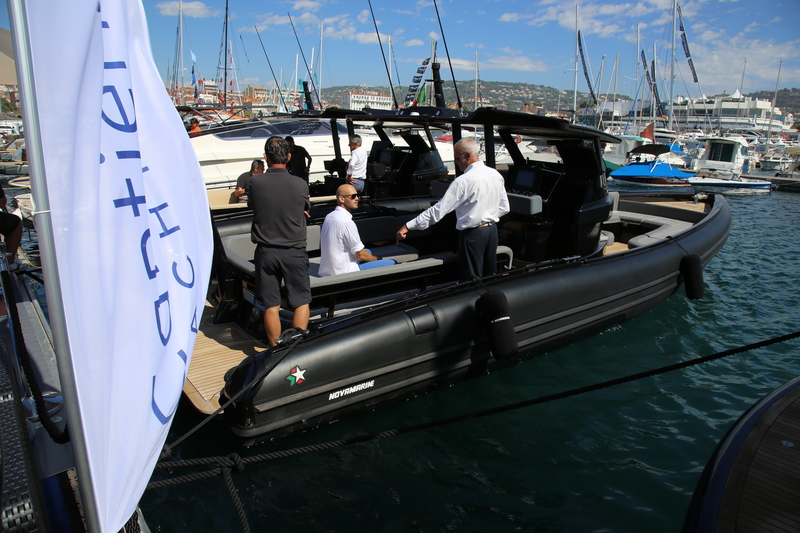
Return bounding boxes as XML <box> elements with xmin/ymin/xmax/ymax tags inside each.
<box><xmin>685</xmin><ymin>376</ymin><xmax>800</xmax><ymax>532</ymax></box>
<box><xmin>183</xmin><ymin>300</ymin><xmax>268</xmax><ymax>415</ymax></box>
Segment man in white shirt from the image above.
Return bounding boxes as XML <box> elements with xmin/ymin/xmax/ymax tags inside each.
<box><xmin>346</xmin><ymin>135</ymin><xmax>367</xmax><ymax>194</ymax></box>
<box><xmin>319</xmin><ymin>184</ymin><xmax>397</xmax><ymax>277</ymax></box>
<box><xmin>397</xmin><ymin>137</ymin><xmax>510</xmax><ymax>281</ymax></box>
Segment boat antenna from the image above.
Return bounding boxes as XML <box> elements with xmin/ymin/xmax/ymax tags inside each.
<box><xmin>254</xmin><ymin>25</ymin><xmax>288</xmax><ymax>112</ymax></box>
<box><xmin>366</xmin><ymin>0</ymin><xmax>399</xmax><ymax>109</ymax></box>
<box><xmin>287</xmin><ymin>13</ymin><xmax>322</xmax><ymax>110</ymax></box>
<box><xmin>431</xmin><ymin>0</ymin><xmax>463</xmax><ymax>112</ymax></box>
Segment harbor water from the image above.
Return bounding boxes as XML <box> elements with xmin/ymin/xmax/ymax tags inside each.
<box><xmin>9</xmin><ymin>181</ymin><xmax>800</xmax><ymax>532</ymax></box>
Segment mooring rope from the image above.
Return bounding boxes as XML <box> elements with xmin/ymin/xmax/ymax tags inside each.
<box><xmin>147</xmin><ymin>329</ymin><xmax>800</xmax><ymax>532</ymax></box>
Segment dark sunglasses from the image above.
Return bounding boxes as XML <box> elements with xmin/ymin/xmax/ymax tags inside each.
<box><xmin>342</xmin><ymin>193</ymin><xmax>359</xmax><ymax>199</ymax></box>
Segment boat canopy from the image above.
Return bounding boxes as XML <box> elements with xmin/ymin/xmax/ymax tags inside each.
<box><xmin>629</xmin><ymin>144</ymin><xmax>672</xmax><ymax>157</ymax></box>
<box><xmin>610</xmin><ymin>159</ymin><xmax>695</xmax><ymax>179</ymax></box>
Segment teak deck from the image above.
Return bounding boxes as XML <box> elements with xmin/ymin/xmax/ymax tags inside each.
<box><xmin>183</xmin><ymin>301</ymin><xmax>267</xmax><ymax>414</ymax></box>
<box><xmin>717</xmin><ymin>384</ymin><xmax>800</xmax><ymax>532</ymax></box>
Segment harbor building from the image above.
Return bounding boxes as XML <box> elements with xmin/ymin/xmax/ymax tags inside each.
<box><xmin>342</xmin><ymin>91</ymin><xmax>393</xmax><ymax>111</ymax></box>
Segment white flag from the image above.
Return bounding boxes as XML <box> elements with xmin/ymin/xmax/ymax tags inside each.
<box><xmin>25</xmin><ymin>1</ymin><xmax>212</xmax><ymax>530</ymax></box>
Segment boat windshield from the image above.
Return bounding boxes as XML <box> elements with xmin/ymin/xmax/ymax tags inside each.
<box><xmin>213</xmin><ymin>120</ymin><xmax>337</xmax><ymax>140</ymax></box>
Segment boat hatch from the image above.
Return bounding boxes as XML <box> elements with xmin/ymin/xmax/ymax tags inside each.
<box><xmin>406</xmin><ymin>305</ymin><xmax>439</xmax><ymax>335</ymax></box>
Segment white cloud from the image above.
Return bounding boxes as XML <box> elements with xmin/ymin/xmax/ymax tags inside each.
<box><xmin>428</xmin><ymin>31</ymin><xmax>440</xmax><ymax>40</ymax></box>
<box><xmin>292</xmin><ymin>0</ymin><xmax>322</xmax><ymax>12</ymax></box>
<box><xmin>405</xmin><ymin>39</ymin><xmax>425</xmax><ymax>47</ymax></box>
<box><xmin>156</xmin><ymin>1</ymin><xmax>219</xmax><ymax>18</ymax></box>
<box><xmin>498</xmin><ymin>47</ymin><xmax>522</xmax><ymax>55</ymax></box>
<box><xmin>499</xmin><ymin>13</ymin><xmax>522</xmax><ymax>23</ymax></box>
<box><xmin>357</xmin><ymin>10</ymin><xmax>371</xmax><ymax>24</ymax></box>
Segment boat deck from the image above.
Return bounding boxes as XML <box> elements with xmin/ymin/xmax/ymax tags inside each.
<box><xmin>184</xmin><ymin>300</ymin><xmax>268</xmax><ymax>415</ymax></box>
<box><xmin>686</xmin><ymin>377</ymin><xmax>800</xmax><ymax>532</ymax></box>
<box><xmin>718</xmin><ymin>384</ymin><xmax>800</xmax><ymax>531</ymax></box>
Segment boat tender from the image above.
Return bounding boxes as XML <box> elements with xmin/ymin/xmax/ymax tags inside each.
<box><xmin>191</xmin><ymin>107</ymin><xmax>732</xmax><ymax>444</ymax></box>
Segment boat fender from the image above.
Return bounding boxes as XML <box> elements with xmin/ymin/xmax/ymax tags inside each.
<box><xmin>476</xmin><ymin>291</ymin><xmax>518</xmax><ymax>359</ymax></box>
<box><xmin>681</xmin><ymin>254</ymin><xmax>705</xmax><ymax>300</ymax></box>
<box><xmin>222</xmin><ymin>349</ymin><xmax>273</xmax><ymax>404</ymax></box>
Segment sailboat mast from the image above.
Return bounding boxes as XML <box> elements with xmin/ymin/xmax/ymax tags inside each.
<box><xmin>318</xmin><ymin>21</ymin><xmax>323</xmax><ymax>103</ymax></box>
<box><xmin>388</xmin><ymin>35</ymin><xmax>394</xmax><ymax>108</ymax></box>
<box><xmin>613</xmin><ymin>53</ymin><xmax>619</xmax><ymax>128</ymax></box>
<box><xmin>223</xmin><ymin>0</ymin><xmax>228</xmax><ymax>107</ymax></box>
<box><xmin>736</xmin><ymin>61</ymin><xmax>746</xmax><ymax>130</ymax></box>
<box><xmin>6</xmin><ymin>1</ymin><xmax>103</xmax><ymax>530</ymax></box>
<box><xmin>766</xmin><ymin>60</ymin><xmax>781</xmax><ymax>143</ymax></box>
<box><xmin>180</xmin><ymin>0</ymin><xmax>185</xmax><ymax>104</ymax></box>
<box><xmin>573</xmin><ymin>4</ymin><xmax>579</xmax><ymax>119</ymax></box>
<box><xmin>635</xmin><ymin>24</ymin><xmax>641</xmax><ymax>131</ymax></box>
<box><xmin>669</xmin><ymin>0</ymin><xmax>676</xmax><ymax>131</ymax></box>
<box><xmin>475</xmin><ymin>50</ymin><xmax>478</xmax><ymax>108</ymax></box>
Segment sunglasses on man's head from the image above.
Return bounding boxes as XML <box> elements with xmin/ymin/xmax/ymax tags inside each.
<box><xmin>342</xmin><ymin>193</ymin><xmax>359</xmax><ymax>199</ymax></box>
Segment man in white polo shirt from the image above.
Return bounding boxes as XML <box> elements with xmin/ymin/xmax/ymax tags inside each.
<box><xmin>319</xmin><ymin>184</ymin><xmax>396</xmax><ymax>277</ymax></box>
<box><xmin>345</xmin><ymin>134</ymin><xmax>367</xmax><ymax>194</ymax></box>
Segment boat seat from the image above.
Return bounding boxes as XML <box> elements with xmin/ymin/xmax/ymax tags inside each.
<box><xmin>506</xmin><ymin>192</ymin><xmax>543</xmax><ymax>215</ymax></box>
<box><xmin>622</xmin><ymin>213</ymin><xmax>694</xmax><ymax>248</ymax></box>
<box><xmin>353</xmin><ymin>216</ymin><xmax>419</xmax><ymax>263</ymax></box>
<box><xmin>605</xmin><ymin>191</ymin><xmax>621</xmax><ymax>224</ymax></box>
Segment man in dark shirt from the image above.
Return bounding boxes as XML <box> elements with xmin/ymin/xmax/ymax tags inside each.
<box><xmin>249</xmin><ymin>136</ymin><xmax>311</xmax><ymax>345</ymax></box>
<box><xmin>0</xmin><ymin>186</ymin><xmax>23</xmax><ymax>271</ymax></box>
<box><xmin>285</xmin><ymin>136</ymin><xmax>312</xmax><ymax>183</ymax></box>
<box><xmin>232</xmin><ymin>159</ymin><xmax>264</xmax><ymax>202</ymax></box>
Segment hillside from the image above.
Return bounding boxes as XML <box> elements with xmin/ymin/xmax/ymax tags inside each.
<box><xmin>744</xmin><ymin>88</ymin><xmax>800</xmax><ymax>117</ymax></box>
<box><xmin>321</xmin><ymin>81</ymin><xmax>800</xmax><ymax>119</ymax></box>
<box><xmin>321</xmin><ymin>80</ymin><xmax>628</xmax><ymax>114</ymax></box>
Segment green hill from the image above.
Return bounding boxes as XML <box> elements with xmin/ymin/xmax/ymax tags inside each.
<box><xmin>321</xmin><ymin>80</ymin><xmax>628</xmax><ymax>114</ymax></box>
<box><xmin>321</xmin><ymin>81</ymin><xmax>800</xmax><ymax>120</ymax></box>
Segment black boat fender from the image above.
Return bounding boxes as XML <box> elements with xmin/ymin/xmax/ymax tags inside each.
<box><xmin>476</xmin><ymin>291</ymin><xmax>518</xmax><ymax>359</ymax></box>
<box><xmin>681</xmin><ymin>254</ymin><xmax>705</xmax><ymax>300</ymax></box>
<box><xmin>221</xmin><ymin>328</ymin><xmax>309</xmax><ymax>427</ymax></box>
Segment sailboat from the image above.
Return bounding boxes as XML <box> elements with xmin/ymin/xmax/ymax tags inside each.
<box><xmin>5</xmin><ymin>1</ymin><xmax>213</xmax><ymax>531</ymax></box>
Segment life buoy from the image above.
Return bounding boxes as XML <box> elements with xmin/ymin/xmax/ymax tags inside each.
<box><xmin>681</xmin><ymin>254</ymin><xmax>705</xmax><ymax>300</ymax></box>
<box><xmin>476</xmin><ymin>291</ymin><xmax>518</xmax><ymax>359</ymax></box>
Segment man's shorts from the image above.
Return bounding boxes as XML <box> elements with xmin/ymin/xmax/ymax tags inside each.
<box><xmin>254</xmin><ymin>245</ymin><xmax>312</xmax><ymax>309</ymax></box>
<box><xmin>0</xmin><ymin>211</ymin><xmax>21</xmax><ymax>237</ymax></box>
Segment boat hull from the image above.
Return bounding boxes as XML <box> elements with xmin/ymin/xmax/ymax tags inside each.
<box><xmin>220</xmin><ymin>195</ymin><xmax>732</xmax><ymax>443</ymax></box>
<box><xmin>688</xmin><ymin>176</ymin><xmax>771</xmax><ymax>192</ymax></box>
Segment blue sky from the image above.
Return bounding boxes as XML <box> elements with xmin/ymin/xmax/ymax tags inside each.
<box><xmin>4</xmin><ymin>0</ymin><xmax>800</xmax><ymax>101</ymax></box>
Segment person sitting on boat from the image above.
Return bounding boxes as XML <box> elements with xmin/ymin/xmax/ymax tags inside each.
<box><xmin>232</xmin><ymin>159</ymin><xmax>264</xmax><ymax>203</ymax></box>
<box><xmin>0</xmin><ymin>186</ymin><xmax>23</xmax><ymax>271</ymax></box>
<box><xmin>248</xmin><ymin>136</ymin><xmax>311</xmax><ymax>346</ymax></box>
<box><xmin>346</xmin><ymin>134</ymin><xmax>367</xmax><ymax>194</ymax></box>
<box><xmin>397</xmin><ymin>137</ymin><xmax>509</xmax><ymax>281</ymax></box>
<box><xmin>285</xmin><ymin>136</ymin><xmax>312</xmax><ymax>183</ymax></box>
<box><xmin>318</xmin><ymin>184</ymin><xmax>397</xmax><ymax>277</ymax></box>
<box><xmin>188</xmin><ymin>117</ymin><xmax>200</xmax><ymax>133</ymax></box>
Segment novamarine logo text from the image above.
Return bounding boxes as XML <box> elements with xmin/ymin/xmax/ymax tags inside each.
<box><xmin>328</xmin><ymin>380</ymin><xmax>375</xmax><ymax>401</ymax></box>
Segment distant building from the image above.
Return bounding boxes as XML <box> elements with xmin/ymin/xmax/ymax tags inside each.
<box><xmin>244</xmin><ymin>85</ymin><xmax>268</xmax><ymax>102</ymax></box>
<box><xmin>342</xmin><ymin>91</ymin><xmax>392</xmax><ymax>111</ymax></box>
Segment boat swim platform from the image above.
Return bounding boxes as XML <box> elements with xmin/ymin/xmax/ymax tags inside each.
<box><xmin>686</xmin><ymin>377</ymin><xmax>800</xmax><ymax>532</ymax></box>
<box><xmin>184</xmin><ymin>300</ymin><xmax>268</xmax><ymax>415</ymax></box>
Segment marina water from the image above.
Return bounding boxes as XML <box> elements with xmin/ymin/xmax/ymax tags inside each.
<box><xmin>11</xmin><ymin>183</ymin><xmax>800</xmax><ymax>531</ymax></box>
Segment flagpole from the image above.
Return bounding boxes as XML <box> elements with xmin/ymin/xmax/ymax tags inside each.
<box><xmin>6</xmin><ymin>1</ymin><xmax>102</xmax><ymax>531</ymax></box>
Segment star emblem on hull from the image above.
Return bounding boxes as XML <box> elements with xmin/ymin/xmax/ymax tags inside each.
<box><xmin>286</xmin><ymin>366</ymin><xmax>306</xmax><ymax>386</ymax></box>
